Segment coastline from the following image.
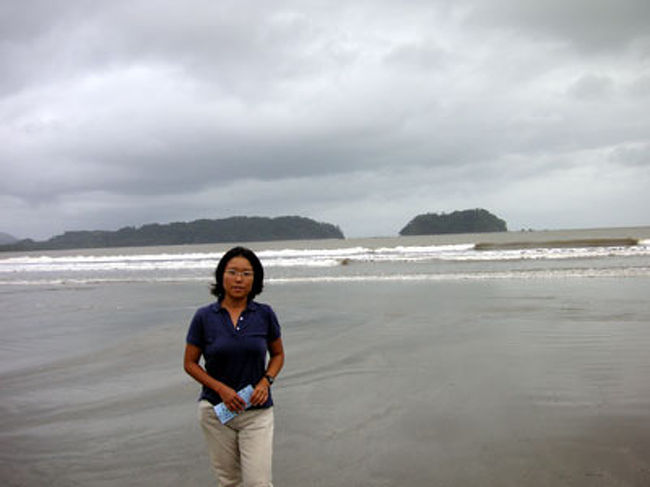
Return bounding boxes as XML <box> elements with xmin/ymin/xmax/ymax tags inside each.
<box><xmin>474</xmin><ymin>238</ymin><xmax>640</xmax><ymax>250</ymax></box>
<box><xmin>1</xmin><ymin>225</ymin><xmax>649</xmax><ymax>259</ymax></box>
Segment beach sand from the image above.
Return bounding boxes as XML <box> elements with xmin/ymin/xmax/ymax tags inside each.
<box><xmin>1</xmin><ymin>256</ymin><xmax>650</xmax><ymax>485</ymax></box>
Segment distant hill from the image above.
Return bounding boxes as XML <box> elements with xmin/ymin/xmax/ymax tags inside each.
<box><xmin>400</xmin><ymin>209</ymin><xmax>507</xmax><ymax>235</ymax></box>
<box><xmin>0</xmin><ymin>232</ymin><xmax>19</xmax><ymax>245</ymax></box>
<box><xmin>0</xmin><ymin>216</ymin><xmax>344</xmax><ymax>252</ymax></box>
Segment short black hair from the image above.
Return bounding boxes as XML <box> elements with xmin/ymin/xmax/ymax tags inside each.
<box><xmin>211</xmin><ymin>246</ymin><xmax>264</xmax><ymax>301</ymax></box>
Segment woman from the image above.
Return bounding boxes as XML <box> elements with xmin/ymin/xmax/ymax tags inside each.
<box><xmin>184</xmin><ymin>246</ymin><xmax>285</xmax><ymax>486</ymax></box>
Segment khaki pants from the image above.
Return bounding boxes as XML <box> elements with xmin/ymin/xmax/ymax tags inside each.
<box><xmin>198</xmin><ymin>400</ymin><xmax>274</xmax><ymax>487</ymax></box>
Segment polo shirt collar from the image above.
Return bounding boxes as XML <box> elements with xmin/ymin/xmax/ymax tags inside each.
<box><xmin>210</xmin><ymin>300</ymin><xmax>259</xmax><ymax>313</ymax></box>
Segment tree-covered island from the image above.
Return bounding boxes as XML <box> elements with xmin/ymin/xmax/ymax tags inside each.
<box><xmin>400</xmin><ymin>209</ymin><xmax>507</xmax><ymax>235</ymax></box>
<box><xmin>0</xmin><ymin>216</ymin><xmax>345</xmax><ymax>252</ymax></box>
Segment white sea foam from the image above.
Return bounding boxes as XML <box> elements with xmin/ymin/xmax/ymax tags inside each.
<box><xmin>1</xmin><ymin>241</ymin><xmax>649</xmax><ymax>273</ymax></box>
<box><xmin>268</xmin><ymin>266</ymin><xmax>650</xmax><ymax>283</ymax></box>
<box><xmin>3</xmin><ymin>266</ymin><xmax>649</xmax><ymax>286</ymax></box>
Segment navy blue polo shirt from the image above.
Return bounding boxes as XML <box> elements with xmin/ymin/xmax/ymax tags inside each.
<box><xmin>186</xmin><ymin>300</ymin><xmax>281</xmax><ymax>407</ymax></box>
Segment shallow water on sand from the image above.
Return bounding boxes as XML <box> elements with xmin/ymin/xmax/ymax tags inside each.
<box><xmin>1</xmin><ymin>230</ymin><xmax>650</xmax><ymax>486</ymax></box>
<box><xmin>272</xmin><ymin>278</ymin><xmax>650</xmax><ymax>486</ymax></box>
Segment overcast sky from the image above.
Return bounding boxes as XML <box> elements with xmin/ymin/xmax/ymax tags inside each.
<box><xmin>1</xmin><ymin>0</ymin><xmax>649</xmax><ymax>240</ymax></box>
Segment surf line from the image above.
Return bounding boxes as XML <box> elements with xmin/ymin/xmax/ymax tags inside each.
<box><xmin>474</xmin><ymin>238</ymin><xmax>639</xmax><ymax>251</ymax></box>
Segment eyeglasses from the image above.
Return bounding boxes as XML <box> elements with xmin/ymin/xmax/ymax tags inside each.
<box><xmin>224</xmin><ymin>269</ymin><xmax>254</xmax><ymax>279</ymax></box>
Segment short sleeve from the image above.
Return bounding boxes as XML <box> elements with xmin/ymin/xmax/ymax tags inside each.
<box><xmin>186</xmin><ymin>308</ymin><xmax>205</xmax><ymax>348</ymax></box>
<box><xmin>266</xmin><ymin>305</ymin><xmax>281</xmax><ymax>342</ymax></box>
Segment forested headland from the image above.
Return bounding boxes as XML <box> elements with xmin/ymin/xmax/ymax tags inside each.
<box><xmin>0</xmin><ymin>216</ymin><xmax>344</xmax><ymax>252</ymax></box>
<box><xmin>400</xmin><ymin>209</ymin><xmax>507</xmax><ymax>235</ymax></box>
<box><xmin>1</xmin><ymin>209</ymin><xmax>511</xmax><ymax>252</ymax></box>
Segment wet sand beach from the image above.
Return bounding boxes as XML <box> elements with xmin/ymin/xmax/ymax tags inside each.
<box><xmin>272</xmin><ymin>279</ymin><xmax>650</xmax><ymax>486</ymax></box>
<box><xmin>1</xmin><ymin>231</ymin><xmax>650</xmax><ymax>485</ymax></box>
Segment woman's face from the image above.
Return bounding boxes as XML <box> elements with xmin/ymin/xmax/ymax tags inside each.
<box><xmin>222</xmin><ymin>256</ymin><xmax>255</xmax><ymax>301</ymax></box>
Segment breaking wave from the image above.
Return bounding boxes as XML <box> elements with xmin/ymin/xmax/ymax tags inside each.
<box><xmin>2</xmin><ymin>240</ymin><xmax>649</xmax><ymax>274</ymax></box>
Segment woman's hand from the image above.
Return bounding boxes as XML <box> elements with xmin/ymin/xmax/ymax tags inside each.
<box><xmin>250</xmin><ymin>380</ymin><xmax>270</xmax><ymax>406</ymax></box>
<box><xmin>218</xmin><ymin>385</ymin><xmax>247</xmax><ymax>412</ymax></box>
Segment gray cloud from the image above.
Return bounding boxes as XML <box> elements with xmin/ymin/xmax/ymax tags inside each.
<box><xmin>465</xmin><ymin>0</ymin><xmax>650</xmax><ymax>52</ymax></box>
<box><xmin>1</xmin><ymin>0</ymin><xmax>649</xmax><ymax>239</ymax></box>
<box><xmin>567</xmin><ymin>74</ymin><xmax>615</xmax><ymax>100</ymax></box>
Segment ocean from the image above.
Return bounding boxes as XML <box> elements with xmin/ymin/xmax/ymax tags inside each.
<box><xmin>1</xmin><ymin>227</ymin><xmax>650</xmax><ymax>486</ymax></box>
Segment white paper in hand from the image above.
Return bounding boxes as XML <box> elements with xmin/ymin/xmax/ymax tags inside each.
<box><xmin>214</xmin><ymin>385</ymin><xmax>255</xmax><ymax>424</ymax></box>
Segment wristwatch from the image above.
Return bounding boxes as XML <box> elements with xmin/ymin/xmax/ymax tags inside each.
<box><xmin>265</xmin><ymin>374</ymin><xmax>275</xmax><ymax>385</ymax></box>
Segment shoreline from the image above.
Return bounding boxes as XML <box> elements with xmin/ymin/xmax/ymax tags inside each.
<box><xmin>0</xmin><ymin>225</ymin><xmax>649</xmax><ymax>258</ymax></box>
<box><xmin>474</xmin><ymin>237</ymin><xmax>640</xmax><ymax>250</ymax></box>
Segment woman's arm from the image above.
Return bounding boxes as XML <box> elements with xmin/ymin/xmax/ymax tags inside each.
<box><xmin>265</xmin><ymin>337</ymin><xmax>285</xmax><ymax>380</ymax></box>
<box><xmin>183</xmin><ymin>343</ymin><xmax>246</xmax><ymax>412</ymax></box>
<box><xmin>251</xmin><ymin>337</ymin><xmax>285</xmax><ymax>406</ymax></box>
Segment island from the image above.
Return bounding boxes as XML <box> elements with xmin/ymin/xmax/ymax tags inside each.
<box><xmin>0</xmin><ymin>216</ymin><xmax>345</xmax><ymax>252</ymax></box>
<box><xmin>399</xmin><ymin>209</ymin><xmax>507</xmax><ymax>236</ymax></box>
<box><xmin>0</xmin><ymin>232</ymin><xmax>18</xmax><ymax>245</ymax></box>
